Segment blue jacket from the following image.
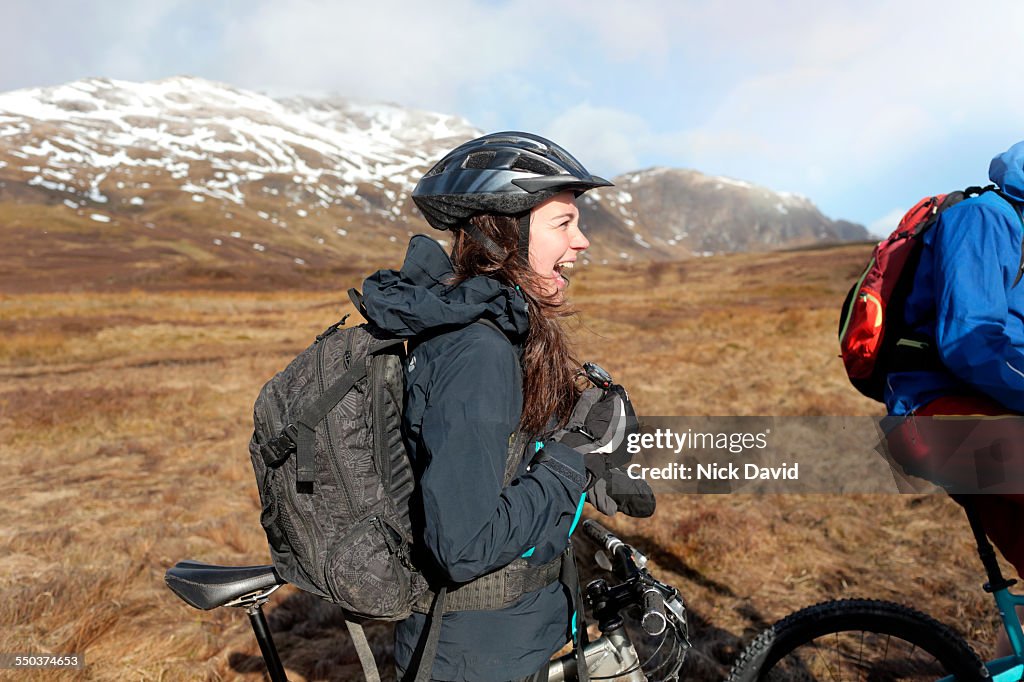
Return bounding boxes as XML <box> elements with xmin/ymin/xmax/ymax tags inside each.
<box><xmin>362</xmin><ymin>235</ymin><xmax>587</xmax><ymax>681</ymax></box>
<box><xmin>886</xmin><ymin>142</ymin><xmax>1024</xmax><ymax>415</ymax></box>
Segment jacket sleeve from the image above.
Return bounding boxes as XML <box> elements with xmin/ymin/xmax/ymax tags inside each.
<box><xmin>414</xmin><ymin>332</ymin><xmax>586</xmax><ymax>583</ymax></box>
<box><xmin>932</xmin><ymin>201</ymin><xmax>1024</xmax><ymax>411</ymax></box>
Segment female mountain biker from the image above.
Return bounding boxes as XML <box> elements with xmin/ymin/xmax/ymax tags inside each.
<box><xmin>360</xmin><ymin>132</ymin><xmax>652</xmax><ymax>682</ymax></box>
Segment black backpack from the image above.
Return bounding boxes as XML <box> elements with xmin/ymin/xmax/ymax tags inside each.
<box><xmin>249</xmin><ymin>293</ymin><xmax>565</xmax><ymax>681</ymax></box>
<box><xmin>251</xmin><ymin>311</ymin><xmax>419</xmax><ymax>615</ymax></box>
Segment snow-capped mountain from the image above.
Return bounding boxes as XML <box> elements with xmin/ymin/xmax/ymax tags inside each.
<box><xmin>0</xmin><ymin>75</ymin><xmax>476</xmax><ymax>212</ymax></box>
<box><xmin>0</xmin><ymin>76</ymin><xmax>865</xmax><ymax>290</ymax></box>
<box><xmin>585</xmin><ymin>167</ymin><xmax>867</xmax><ymax>258</ymax></box>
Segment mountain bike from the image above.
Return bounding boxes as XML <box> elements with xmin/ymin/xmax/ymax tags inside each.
<box><xmin>165</xmin><ymin>518</ymin><xmax>692</xmax><ymax>681</ymax></box>
<box><xmin>727</xmin><ymin>496</ymin><xmax>1022</xmax><ymax>681</ymax></box>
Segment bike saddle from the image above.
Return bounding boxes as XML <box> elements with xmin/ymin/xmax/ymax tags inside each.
<box><xmin>164</xmin><ymin>560</ymin><xmax>284</xmax><ymax>610</ymax></box>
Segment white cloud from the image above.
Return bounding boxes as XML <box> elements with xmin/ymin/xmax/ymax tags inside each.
<box><xmin>0</xmin><ymin>3</ymin><xmax>201</xmax><ymax>89</ymax></box>
<box><xmin>544</xmin><ymin>104</ymin><xmax>645</xmax><ymax>175</ymax></box>
<box><xmin>867</xmin><ymin>208</ymin><xmax>906</xmax><ymax>239</ymax></box>
<box><xmin>215</xmin><ymin>0</ymin><xmax>560</xmax><ymax>112</ymax></box>
<box><xmin>2</xmin><ymin>0</ymin><xmax>1022</xmax><ymax>224</ymax></box>
<box><xmin>674</xmin><ymin>1</ymin><xmax>1024</xmax><ymax>178</ymax></box>
<box><xmin>534</xmin><ymin>0</ymin><xmax>1024</xmax><ymax>219</ymax></box>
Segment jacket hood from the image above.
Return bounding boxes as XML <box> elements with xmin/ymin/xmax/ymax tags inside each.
<box><xmin>989</xmin><ymin>141</ymin><xmax>1024</xmax><ymax>203</ymax></box>
<box><xmin>360</xmin><ymin>235</ymin><xmax>530</xmax><ymax>338</ymax></box>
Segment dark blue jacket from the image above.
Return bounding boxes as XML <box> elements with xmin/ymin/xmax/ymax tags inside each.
<box><xmin>887</xmin><ymin>142</ymin><xmax>1024</xmax><ymax>415</ymax></box>
<box><xmin>362</xmin><ymin>235</ymin><xmax>587</xmax><ymax>681</ymax></box>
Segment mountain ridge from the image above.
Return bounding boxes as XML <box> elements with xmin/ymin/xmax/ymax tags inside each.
<box><xmin>0</xmin><ymin>75</ymin><xmax>867</xmax><ymax>290</ymax></box>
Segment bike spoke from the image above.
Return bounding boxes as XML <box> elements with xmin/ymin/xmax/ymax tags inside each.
<box><xmin>729</xmin><ymin>601</ymin><xmax>983</xmax><ymax>682</ymax></box>
<box><xmin>835</xmin><ymin>632</ymin><xmax>841</xmax><ymax>679</ymax></box>
<box><xmin>810</xmin><ymin>641</ymin><xmax>841</xmax><ymax>682</ymax></box>
<box><xmin>762</xmin><ymin>631</ymin><xmax>954</xmax><ymax>681</ymax></box>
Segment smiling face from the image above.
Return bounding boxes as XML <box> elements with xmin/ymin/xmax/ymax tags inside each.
<box><xmin>527</xmin><ymin>191</ymin><xmax>590</xmax><ymax>301</ymax></box>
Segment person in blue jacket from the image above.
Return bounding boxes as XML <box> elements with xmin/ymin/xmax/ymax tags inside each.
<box><xmin>887</xmin><ymin>140</ymin><xmax>1024</xmax><ymax>655</ymax></box>
<box><xmin>888</xmin><ymin>141</ymin><xmax>1024</xmax><ymax>418</ymax></box>
<box><xmin>361</xmin><ymin>132</ymin><xmax>653</xmax><ymax>682</ymax></box>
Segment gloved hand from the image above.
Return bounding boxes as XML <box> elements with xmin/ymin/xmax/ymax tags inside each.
<box><xmin>589</xmin><ymin>467</ymin><xmax>656</xmax><ymax>518</ymax></box>
<box><xmin>552</xmin><ymin>384</ymin><xmax>638</xmax><ymax>477</ymax></box>
<box><xmin>550</xmin><ymin>384</ymin><xmax>647</xmax><ymax>518</ymax></box>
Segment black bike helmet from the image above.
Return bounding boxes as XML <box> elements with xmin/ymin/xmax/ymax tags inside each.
<box><xmin>412</xmin><ymin>131</ymin><xmax>612</xmax><ymax>256</ymax></box>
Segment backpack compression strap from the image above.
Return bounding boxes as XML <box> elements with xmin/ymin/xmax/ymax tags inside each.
<box><xmin>345</xmin><ymin>621</ymin><xmax>382</xmax><ymax>682</ymax></box>
<box><xmin>292</xmin><ymin>337</ymin><xmax>405</xmax><ymax>489</ymax></box>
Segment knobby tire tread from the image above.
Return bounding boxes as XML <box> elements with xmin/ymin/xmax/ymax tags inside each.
<box><xmin>726</xmin><ymin>599</ymin><xmax>988</xmax><ymax>682</ymax></box>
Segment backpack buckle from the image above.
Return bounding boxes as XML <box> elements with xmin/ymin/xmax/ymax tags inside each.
<box><xmin>315</xmin><ymin>314</ymin><xmax>350</xmax><ymax>343</ymax></box>
<box><xmin>260</xmin><ymin>424</ymin><xmax>298</xmax><ymax>467</ymax></box>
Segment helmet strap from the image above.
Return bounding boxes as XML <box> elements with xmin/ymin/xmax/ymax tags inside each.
<box><xmin>457</xmin><ymin>212</ymin><xmax>531</xmax><ymax>263</ymax></box>
<box><xmin>517</xmin><ymin>212</ymin><xmax>531</xmax><ymax>264</ymax></box>
<box><xmin>460</xmin><ymin>221</ymin><xmax>504</xmax><ymax>259</ymax></box>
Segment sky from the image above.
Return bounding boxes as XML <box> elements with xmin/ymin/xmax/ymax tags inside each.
<box><xmin>2</xmin><ymin>0</ymin><xmax>1022</xmax><ymax>234</ymax></box>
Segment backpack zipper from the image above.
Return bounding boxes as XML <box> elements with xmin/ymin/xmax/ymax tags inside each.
<box><xmin>274</xmin><ymin>465</ymin><xmax>326</xmax><ymax>593</ymax></box>
<box><xmin>317</xmin><ymin>331</ymin><xmax>358</xmax><ymax>516</ymax></box>
<box><xmin>371</xmin><ymin>354</ymin><xmax>392</xmax><ymax>491</ymax></box>
<box><xmin>268</xmin><ymin>351</ymin><xmax>325</xmax><ymax>591</ymax></box>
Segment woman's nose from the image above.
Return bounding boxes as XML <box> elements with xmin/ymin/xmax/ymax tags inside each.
<box><xmin>571</xmin><ymin>226</ymin><xmax>590</xmax><ymax>250</ymax></box>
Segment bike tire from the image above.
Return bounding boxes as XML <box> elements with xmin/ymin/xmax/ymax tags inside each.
<box><xmin>727</xmin><ymin>599</ymin><xmax>988</xmax><ymax>681</ymax></box>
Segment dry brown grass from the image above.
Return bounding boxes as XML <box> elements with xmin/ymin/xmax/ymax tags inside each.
<box><xmin>1</xmin><ymin>242</ymin><xmax>1009</xmax><ymax>680</ymax></box>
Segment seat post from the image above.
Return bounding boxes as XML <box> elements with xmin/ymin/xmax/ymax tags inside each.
<box><xmin>247</xmin><ymin>602</ymin><xmax>288</xmax><ymax>682</ymax></box>
<box><xmin>956</xmin><ymin>494</ymin><xmax>1017</xmax><ymax>592</ymax></box>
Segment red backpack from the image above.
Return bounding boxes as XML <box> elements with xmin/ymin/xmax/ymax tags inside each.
<box><xmin>838</xmin><ymin>186</ymin><xmax>996</xmax><ymax>402</ymax></box>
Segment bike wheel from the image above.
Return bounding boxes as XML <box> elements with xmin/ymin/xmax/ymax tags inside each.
<box><xmin>727</xmin><ymin>599</ymin><xmax>988</xmax><ymax>681</ymax></box>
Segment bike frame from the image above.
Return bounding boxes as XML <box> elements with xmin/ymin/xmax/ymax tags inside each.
<box><xmin>548</xmin><ymin>627</ymin><xmax>645</xmax><ymax>682</ymax></box>
<box><xmin>980</xmin><ymin>585</ymin><xmax>1024</xmax><ymax>681</ymax></box>
<box><xmin>941</xmin><ymin>497</ymin><xmax>1024</xmax><ymax>682</ymax></box>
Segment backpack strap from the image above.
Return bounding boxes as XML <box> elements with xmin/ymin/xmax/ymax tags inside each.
<box><xmin>344</xmin><ymin>620</ymin><xmax>382</xmax><ymax>682</ymax></box>
<box><xmin>560</xmin><ymin>545</ymin><xmax>591</xmax><ymax>682</ymax></box>
<box><xmin>292</xmin><ymin>336</ymin><xmax>405</xmax><ymax>489</ymax></box>
<box><xmin>348</xmin><ymin>287</ymin><xmax>367</xmax><ymax>317</ymax></box>
<box><xmin>402</xmin><ymin>587</ymin><xmax>448</xmax><ymax>682</ymax></box>
<box><xmin>411</xmin><ymin>554</ymin><xmax>561</xmax><ymax>613</ymax></box>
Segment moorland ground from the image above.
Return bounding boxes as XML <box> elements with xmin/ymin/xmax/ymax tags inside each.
<box><xmin>1</xmin><ymin>242</ymin><xmax>1008</xmax><ymax>680</ymax></box>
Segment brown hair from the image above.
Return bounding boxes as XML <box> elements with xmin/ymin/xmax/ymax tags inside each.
<box><xmin>448</xmin><ymin>214</ymin><xmax>581</xmax><ymax>436</ymax></box>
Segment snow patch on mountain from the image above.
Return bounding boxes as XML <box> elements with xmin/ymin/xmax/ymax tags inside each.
<box><xmin>0</xmin><ymin>76</ymin><xmax>480</xmax><ymax>209</ymax></box>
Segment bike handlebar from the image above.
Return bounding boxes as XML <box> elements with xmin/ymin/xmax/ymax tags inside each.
<box><xmin>641</xmin><ymin>587</ymin><xmax>668</xmax><ymax>636</ymax></box>
<box><xmin>581</xmin><ymin>519</ymin><xmax>668</xmax><ymax>636</ymax></box>
<box><xmin>582</xmin><ymin>518</ymin><xmax>619</xmax><ymax>552</ymax></box>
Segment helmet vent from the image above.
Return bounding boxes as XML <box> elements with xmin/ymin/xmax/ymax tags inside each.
<box><xmin>549</xmin><ymin>146</ymin><xmax>584</xmax><ymax>174</ymax></box>
<box><xmin>511</xmin><ymin>155</ymin><xmax>558</xmax><ymax>175</ymax></box>
<box><xmin>463</xmin><ymin>151</ymin><xmax>497</xmax><ymax>170</ymax></box>
<box><xmin>423</xmin><ymin>160</ymin><xmax>448</xmax><ymax>178</ymax></box>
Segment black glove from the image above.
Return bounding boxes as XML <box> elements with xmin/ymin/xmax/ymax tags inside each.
<box><xmin>553</xmin><ymin>384</ymin><xmax>638</xmax><ymax>471</ymax></box>
<box><xmin>589</xmin><ymin>467</ymin><xmax>656</xmax><ymax>518</ymax></box>
<box><xmin>550</xmin><ymin>384</ymin><xmax>647</xmax><ymax>517</ymax></box>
